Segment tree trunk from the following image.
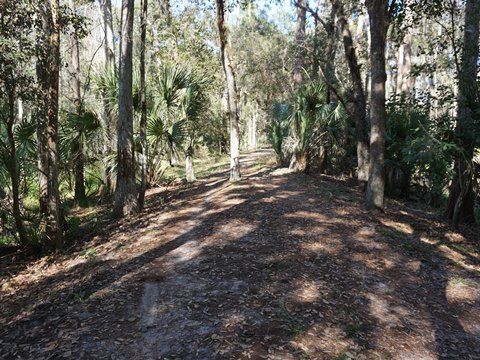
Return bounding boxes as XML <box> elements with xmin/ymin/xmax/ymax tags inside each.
<box><xmin>36</xmin><ymin>0</ymin><xmax>63</xmax><ymax>249</ymax></box>
<box><xmin>318</xmin><ymin>145</ymin><xmax>327</xmax><ymax>174</ymax></box>
<box><xmin>185</xmin><ymin>146</ymin><xmax>196</xmax><ymax>183</ymax></box>
<box><xmin>293</xmin><ymin>0</ymin><xmax>306</xmax><ymax>88</ymax></box>
<box><xmin>169</xmin><ymin>145</ymin><xmax>179</xmax><ymax>166</ymax></box>
<box><xmin>100</xmin><ymin>0</ymin><xmax>115</xmax><ymax>67</ymax></box>
<box><xmin>323</xmin><ymin>2</ymin><xmax>339</xmax><ymax>103</ymax></box>
<box><xmin>446</xmin><ymin>0</ymin><xmax>480</xmax><ymax>227</ymax></box>
<box><xmin>337</xmin><ymin>2</ymin><xmax>369</xmax><ymax>187</ymax></box>
<box><xmin>6</xmin><ymin>92</ymin><xmax>27</xmax><ymax>245</ymax></box>
<box><xmin>99</xmin><ymin>0</ymin><xmax>115</xmax><ymax>199</ymax></box>
<box><xmin>365</xmin><ymin>0</ymin><xmax>387</xmax><ymax>212</ymax></box>
<box><xmin>70</xmin><ymin>0</ymin><xmax>87</xmax><ymax>208</ymax></box>
<box><xmin>215</xmin><ymin>0</ymin><xmax>241</xmax><ymax>181</ymax></box>
<box><xmin>290</xmin><ymin>0</ymin><xmax>307</xmax><ymax>171</ymax></box>
<box><xmin>138</xmin><ymin>0</ymin><xmax>148</xmax><ymax>211</ymax></box>
<box><xmin>113</xmin><ymin>0</ymin><xmax>138</xmax><ymax>217</ymax></box>
<box><xmin>396</xmin><ymin>31</ymin><xmax>412</xmax><ymax>100</ymax></box>
<box><xmin>248</xmin><ymin>108</ymin><xmax>257</xmax><ymax>150</ymax></box>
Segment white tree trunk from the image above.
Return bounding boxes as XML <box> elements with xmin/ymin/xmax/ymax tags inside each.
<box><xmin>215</xmin><ymin>0</ymin><xmax>241</xmax><ymax>181</ymax></box>
<box><xmin>185</xmin><ymin>153</ymin><xmax>196</xmax><ymax>182</ymax></box>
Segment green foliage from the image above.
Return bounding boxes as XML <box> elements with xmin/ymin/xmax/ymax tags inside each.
<box><xmin>268</xmin><ymin>102</ymin><xmax>290</xmax><ymax>164</ymax></box>
<box><xmin>94</xmin><ymin>66</ymin><xmax>118</xmax><ymax>119</ymax></box>
<box><xmin>60</xmin><ymin>110</ymin><xmax>101</xmax><ymax>157</ymax></box>
<box><xmin>344</xmin><ymin>323</ymin><xmax>362</xmax><ymax>338</ymax></box>
<box><xmin>281</xmin><ymin>80</ymin><xmax>348</xmax><ymax>172</ymax></box>
<box><xmin>385</xmin><ymin>106</ymin><xmax>456</xmax><ymax>205</ymax></box>
<box><xmin>146</xmin><ymin>65</ymin><xmax>209</xmax><ymax>181</ymax></box>
<box><xmin>80</xmin><ymin>247</ymin><xmax>98</xmax><ymax>265</ymax></box>
<box><xmin>278</xmin><ymin>298</ymin><xmax>304</xmax><ymax>336</ymax></box>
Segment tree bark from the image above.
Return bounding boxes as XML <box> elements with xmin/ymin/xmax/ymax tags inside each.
<box><xmin>36</xmin><ymin>0</ymin><xmax>63</xmax><ymax>249</ymax></box>
<box><xmin>100</xmin><ymin>0</ymin><xmax>115</xmax><ymax>67</ymax></box>
<box><xmin>138</xmin><ymin>0</ymin><xmax>148</xmax><ymax>210</ymax></box>
<box><xmin>185</xmin><ymin>145</ymin><xmax>196</xmax><ymax>183</ymax></box>
<box><xmin>395</xmin><ymin>31</ymin><xmax>412</xmax><ymax>100</ymax></box>
<box><xmin>289</xmin><ymin>0</ymin><xmax>307</xmax><ymax>171</ymax></box>
<box><xmin>99</xmin><ymin>0</ymin><xmax>115</xmax><ymax>199</ymax></box>
<box><xmin>215</xmin><ymin>0</ymin><xmax>241</xmax><ymax>181</ymax></box>
<box><xmin>293</xmin><ymin>0</ymin><xmax>307</xmax><ymax>88</ymax></box>
<box><xmin>365</xmin><ymin>0</ymin><xmax>387</xmax><ymax>212</ymax></box>
<box><xmin>248</xmin><ymin>106</ymin><xmax>257</xmax><ymax>150</ymax></box>
<box><xmin>70</xmin><ymin>0</ymin><xmax>87</xmax><ymax>208</ymax></box>
<box><xmin>113</xmin><ymin>0</ymin><xmax>138</xmax><ymax>217</ymax></box>
<box><xmin>323</xmin><ymin>2</ymin><xmax>339</xmax><ymax>104</ymax></box>
<box><xmin>446</xmin><ymin>0</ymin><xmax>480</xmax><ymax>227</ymax></box>
<box><xmin>337</xmin><ymin>2</ymin><xmax>369</xmax><ymax>187</ymax></box>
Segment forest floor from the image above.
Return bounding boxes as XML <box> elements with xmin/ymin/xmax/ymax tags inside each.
<box><xmin>1</xmin><ymin>148</ymin><xmax>480</xmax><ymax>360</ymax></box>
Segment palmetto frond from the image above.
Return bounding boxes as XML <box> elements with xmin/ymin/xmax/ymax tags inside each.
<box><xmin>94</xmin><ymin>65</ymin><xmax>118</xmax><ymax>118</ymax></box>
<box><xmin>59</xmin><ymin>110</ymin><xmax>101</xmax><ymax>160</ymax></box>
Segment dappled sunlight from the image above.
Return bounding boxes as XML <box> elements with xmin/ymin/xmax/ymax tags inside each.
<box><xmin>3</xmin><ymin>149</ymin><xmax>480</xmax><ymax>359</ymax></box>
<box><xmin>439</xmin><ymin>244</ymin><xmax>480</xmax><ymax>272</ymax></box>
<box><xmin>419</xmin><ymin>232</ymin><xmax>441</xmax><ymax>245</ymax></box>
<box><xmin>379</xmin><ymin>219</ymin><xmax>414</xmax><ymax>235</ymax></box>
<box><xmin>444</xmin><ymin>232</ymin><xmax>467</xmax><ymax>242</ymax></box>
<box><xmin>351</xmin><ymin>253</ymin><xmax>396</xmax><ymax>271</ymax></box>
<box><xmin>292</xmin><ymin>280</ymin><xmax>321</xmax><ymax>303</ymax></box>
<box><xmin>166</xmin><ymin>241</ymin><xmax>204</xmax><ymax>265</ymax></box>
<box><xmin>214</xmin><ymin>220</ymin><xmax>257</xmax><ymax>243</ymax></box>
<box><xmin>446</xmin><ymin>279</ymin><xmax>480</xmax><ymax>304</ymax></box>
<box><xmin>300</xmin><ymin>240</ymin><xmax>342</xmax><ymax>255</ymax></box>
<box><xmin>367</xmin><ymin>292</ymin><xmax>403</xmax><ymax>327</ymax></box>
<box><xmin>284</xmin><ymin>210</ymin><xmax>333</xmax><ymax>222</ymax></box>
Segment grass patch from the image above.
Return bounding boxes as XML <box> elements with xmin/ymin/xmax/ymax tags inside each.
<box><xmin>80</xmin><ymin>248</ymin><xmax>98</xmax><ymax>265</ymax></box>
<box><xmin>450</xmin><ymin>243</ymin><xmax>473</xmax><ymax>254</ymax></box>
<box><xmin>88</xmin><ymin>288</ymin><xmax>115</xmax><ymax>301</ymax></box>
<box><xmin>278</xmin><ymin>298</ymin><xmax>304</xmax><ymax>336</ymax></box>
<box><xmin>337</xmin><ymin>354</ymin><xmax>354</xmax><ymax>360</ymax></box>
<box><xmin>344</xmin><ymin>323</ymin><xmax>362</xmax><ymax>338</ymax></box>
<box><xmin>450</xmin><ymin>276</ymin><xmax>479</xmax><ymax>287</ymax></box>
<box><xmin>162</xmin><ymin>153</ymin><xmax>231</xmax><ymax>180</ymax></box>
<box><xmin>72</xmin><ymin>291</ymin><xmax>86</xmax><ymax>303</ymax></box>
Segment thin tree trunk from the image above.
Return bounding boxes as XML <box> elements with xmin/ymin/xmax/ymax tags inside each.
<box><xmin>113</xmin><ymin>0</ymin><xmax>138</xmax><ymax>217</ymax></box>
<box><xmin>70</xmin><ymin>0</ymin><xmax>87</xmax><ymax>208</ymax></box>
<box><xmin>337</xmin><ymin>2</ymin><xmax>369</xmax><ymax>187</ymax></box>
<box><xmin>6</xmin><ymin>92</ymin><xmax>27</xmax><ymax>245</ymax></box>
<box><xmin>365</xmin><ymin>0</ymin><xmax>387</xmax><ymax>212</ymax></box>
<box><xmin>446</xmin><ymin>0</ymin><xmax>480</xmax><ymax>227</ymax></box>
<box><xmin>170</xmin><ymin>145</ymin><xmax>179</xmax><ymax>166</ymax></box>
<box><xmin>185</xmin><ymin>145</ymin><xmax>196</xmax><ymax>182</ymax></box>
<box><xmin>100</xmin><ymin>0</ymin><xmax>115</xmax><ymax>67</ymax></box>
<box><xmin>215</xmin><ymin>0</ymin><xmax>241</xmax><ymax>181</ymax></box>
<box><xmin>323</xmin><ymin>2</ymin><xmax>339</xmax><ymax>104</ymax></box>
<box><xmin>318</xmin><ymin>145</ymin><xmax>327</xmax><ymax>173</ymax></box>
<box><xmin>138</xmin><ymin>0</ymin><xmax>148</xmax><ymax>210</ymax></box>
<box><xmin>290</xmin><ymin>0</ymin><xmax>307</xmax><ymax>171</ymax></box>
<box><xmin>99</xmin><ymin>0</ymin><xmax>115</xmax><ymax>199</ymax></box>
<box><xmin>248</xmin><ymin>104</ymin><xmax>257</xmax><ymax>150</ymax></box>
<box><xmin>396</xmin><ymin>31</ymin><xmax>412</xmax><ymax>100</ymax></box>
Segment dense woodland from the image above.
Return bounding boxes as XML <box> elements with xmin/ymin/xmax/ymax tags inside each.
<box><xmin>0</xmin><ymin>0</ymin><xmax>478</xmax><ymax>250</ymax></box>
<box><xmin>1</xmin><ymin>0</ymin><xmax>480</xmax><ymax>358</ymax></box>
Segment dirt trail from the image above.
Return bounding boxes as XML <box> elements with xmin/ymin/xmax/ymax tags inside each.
<box><xmin>1</xmin><ymin>149</ymin><xmax>480</xmax><ymax>359</ymax></box>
